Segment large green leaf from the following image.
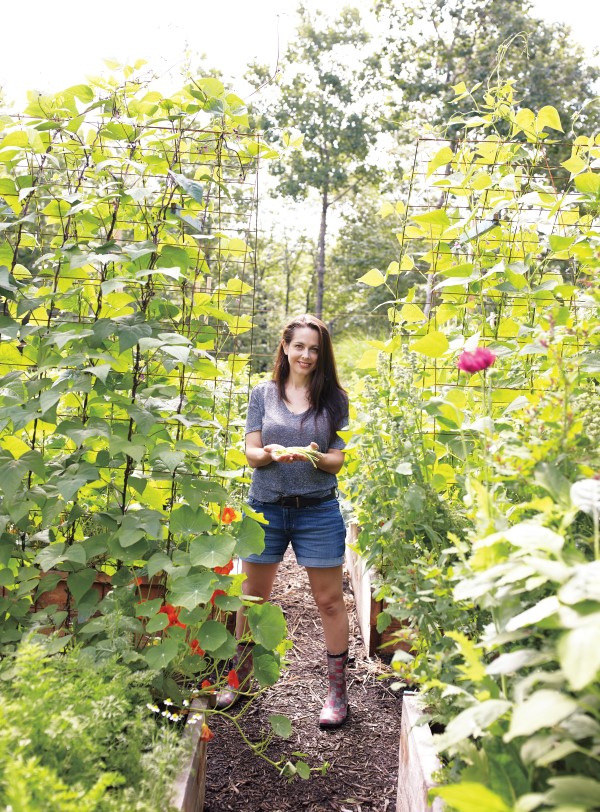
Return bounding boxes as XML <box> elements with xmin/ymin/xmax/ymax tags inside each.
<box><xmin>198</xmin><ymin>619</ymin><xmax>228</xmax><ymax>652</ymax></box>
<box><xmin>247</xmin><ymin>602</ymin><xmax>286</xmax><ymax>649</ymax></box>
<box><xmin>254</xmin><ymin>653</ymin><xmax>281</xmax><ymax>687</ymax></box>
<box><xmin>544</xmin><ymin>776</ymin><xmax>600</xmax><ymax>806</ymax></box>
<box><xmin>144</xmin><ymin>638</ymin><xmax>179</xmax><ymax>670</ymax></box>
<box><xmin>505</xmin><ymin>690</ymin><xmax>577</xmax><ymax>740</ymax></box>
<box><xmin>189</xmin><ymin>533</ymin><xmax>236</xmax><ymax>568</ymax></box>
<box><xmin>168</xmin><ymin>572</ymin><xmax>214</xmax><ymax>611</ymax></box>
<box><xmin>66</xmin><ymin>569</ymin><xmax>97</xmax><ymax>604</ymax></box>
<box><xmin>409</xmin><ymin>331</ymin><xmax>449</xmax><ymax>358</ymax></box>
<box><xmin>557</xmin><ymin>621</ymin><xmax>600</xmax><ymax>690</ymax></box>
<box><xmin>170</xmin><ymin>505</ymin><xmax>213</xmax><ymax>536</ymax></box>
<box><xmin>234</xmin><ymin>517</ymin><xmax>265</xmax><ymax>558</ymax></box>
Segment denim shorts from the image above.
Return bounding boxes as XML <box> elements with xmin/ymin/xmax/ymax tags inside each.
<box><xmin>244</xmin><ymin>498</ymin><xmax>346</xmax><ymax>568</ymax></box>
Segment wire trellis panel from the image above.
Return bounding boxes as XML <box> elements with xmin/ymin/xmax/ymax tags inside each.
<box><xmin>0</xmin><ymin>82</ymin><xmax>266</xmax><ymax>617</ymax></box>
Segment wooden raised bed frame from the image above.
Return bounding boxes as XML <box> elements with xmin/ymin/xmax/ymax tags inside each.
<box><xmin>397</xmin><ymin>692</ymin><xmax>444</xmax><ymax>812</ymax></box>
<box><xmin>171</xmin><ymin>698</ymin><xmax>209</xmax><ymax>812</ymax></box>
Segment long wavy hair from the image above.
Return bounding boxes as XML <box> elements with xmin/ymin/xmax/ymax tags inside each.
<box><xmin>272</xmin><ymin>314</ymin><xmax>348</xmax><ymax>444</ymax></box>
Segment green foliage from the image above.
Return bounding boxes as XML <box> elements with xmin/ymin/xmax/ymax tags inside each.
<box><xmin>343</xmin><ymin>82</ymin><xmax>600</xmax><ymax>809</ymax></box>
<box><xmin>0</xmin><ymin>638</ymin><xmax>188</xmax><ymax>811</ymax></box>
<box><xmin>376</xmin><ymin>0</ymin><xmax>600</xmax><ymax>138</ymax></box>
<box><xmin>0</xmin><ymin>64</ymin><xmax>287</xmax><ymax>700</ymax></box>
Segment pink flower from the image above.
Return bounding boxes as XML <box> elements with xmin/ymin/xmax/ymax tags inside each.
<box><xmin>457</xmin><ymin>347</ymin><xmax>496</xmax><ymax>374</ymax></box>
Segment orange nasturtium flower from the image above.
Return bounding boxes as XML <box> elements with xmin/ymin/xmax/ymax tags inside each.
<box><xmin>227</xmin><ymin>669</ymin><xmax>240</xmax><ymax>689</ymax></box>
<box><xmin>200</xmin><ymin>723</ymin><xmax>214</xmax><ymax>742</ymax></box>
<box><xmin>221</xmin><ymin>506</ymin><xmax>237</xmax><ymax>524</ymax></box>
<box><xmin>201</xmin><ymin>679</ymin><xmax>212</xmax><ymax>690</ymax></box>
<box><xmin>213</xmin><ymin>559</ymin><xmax>234</xmax><ymax>575</ymax></box>
<box><xmin>189</xmin><ymin>639</ymin><xmax>205</xmax><ymax>656</ymax></box>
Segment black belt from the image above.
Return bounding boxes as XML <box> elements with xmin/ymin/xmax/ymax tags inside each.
<box><xmin>274</xmin><ymin>487</ymin><xmax>336</xmax><ymax>508</ymax></box>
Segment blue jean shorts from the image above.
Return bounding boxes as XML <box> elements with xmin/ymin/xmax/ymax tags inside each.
<box><xmin>243</xmin><ymin>498</ymin><xmax>346</xmax><ymax>568</ymax></box>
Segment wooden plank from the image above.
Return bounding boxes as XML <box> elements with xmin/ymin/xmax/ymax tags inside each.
<box><xmin>171</xmin><ymin>699</ymin><xmax>209</xmax><ymax>812</ymax></box>
<box><xmin>397</xmin><ymin>692</ymin><xmax>444</xmax><ymax>812</ymax></box>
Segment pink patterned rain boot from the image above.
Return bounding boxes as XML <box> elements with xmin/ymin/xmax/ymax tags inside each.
<box><xmin>319</xmin><ymin>650</ymin><xmax>349</xmax><ymax>728</ymax></box>
<box><xmin>215</xmin><ymin>643</ymin><xmax>254</xmax><ymax>709</ymax></box>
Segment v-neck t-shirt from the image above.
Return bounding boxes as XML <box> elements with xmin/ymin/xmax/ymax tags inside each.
<box><xmin>245</xmin><ymin>380</ymin><xmax>348</xmax><ymax>503</ymax></box>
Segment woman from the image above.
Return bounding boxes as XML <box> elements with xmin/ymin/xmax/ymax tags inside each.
<box><xmin>217</xmin><ymin>314</ymin><xmax>350</xmax><ymax>728</ymax></box>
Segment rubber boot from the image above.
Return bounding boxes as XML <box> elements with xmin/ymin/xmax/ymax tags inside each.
<box><xmin>215</xmin><ymin>643</ymin><xmax>254</xmax><ymax>709</ymax></box>
<box><xmin>319</xmin><ymin>650</ymin><xmax>349</xmax><ymax>728</ymax></box>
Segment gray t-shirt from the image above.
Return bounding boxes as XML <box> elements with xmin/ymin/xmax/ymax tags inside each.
<box><xmin>246</xmin><ymin>380</ymin><xmax>348</xmax><ymax>503</ymax></box>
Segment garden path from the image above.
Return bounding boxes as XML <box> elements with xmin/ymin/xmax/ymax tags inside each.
<box><xmin>204</xmin><ymin>549</ymin><xmax>402</xmax><ymax>812</ymax></box>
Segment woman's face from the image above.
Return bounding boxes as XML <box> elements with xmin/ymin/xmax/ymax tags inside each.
<box><xmin>284</xmin><ymin>326</ymin><xmax>320</xmax><ymax>379</ymax></box>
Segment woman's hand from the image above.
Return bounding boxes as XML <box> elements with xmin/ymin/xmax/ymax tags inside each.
<box><xmin>264</xmin><ymin>444</ymin><xmax>316</xmax><ymax>463</ymax></box>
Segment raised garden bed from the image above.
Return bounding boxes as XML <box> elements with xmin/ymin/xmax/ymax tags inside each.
<box><xmin>397</xmin><ymin>691</ymin><xmax>444</xmax><ymax>812</ymax></box>
<box><xmin>171</xmin><ymin>699</ymin><xmax>209</xmax><ymax>812</ymax></box>
<box><xmin>345</xmin><ymin>522</ymin><xmax>412</xmax><ymax>657</ymax></box>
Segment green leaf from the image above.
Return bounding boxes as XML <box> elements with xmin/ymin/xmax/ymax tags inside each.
<box><xmin>35</xmin><ymin>542</ymin><xmax>67</xmax><ymax>571</ymax></box>
<box><xmin>505</xmin><ymin>690</ymin><xmax>577</xmax><ymax>741</ymax></box>
<box><xmin>190</xmin><ymin>533</ymin><xmax>236</xmax><ymax>568</ymax></box>
<box><xmin>144</xmin><ymin>638</ymin><xmax>179</xmax><ymax>670</ymax></box>
<box><xmin>544</xmin><ymin>776</ymin><xmax>600</xmax><ymax>806</ymax></box>
<box><xmin>558</xmin><ymin>622</ymin><xmax>600</xmax><ymax>690</ymax></box>
<box><xmin>269</xmin><ymin>713</ymin><xmax>292</xmax><ymax>738</ymax></box>
<box><xmin>574</xmin><ymin>172</ymin><xmax>600</xmax><ymax>195</ymax></box>
<box><xmin>182</xmin><ymin>478</ymin><xmax>228</xmax><ymax>507</ymax></box>
<box><xmin>66</xmin><ymin>569</ymin><xmax>97</xmax><ymax>604</ymax></box>
<box><xmin>146</xmin><ymin>552</ymin><xmax>175</xmax><ymax>579</ymax></box>
<box><xmin>168</xmin><ymin>171</ymin><xmax>204</xmax><ymax>204</ymax></box>
<box><xmin>198</xmin><ymin>619</ymin><xmax>227</xmax><ymax>651</ymax></box>
<box><xmin>427</xmin><ymin>146</ymin><xmax>454</xmax><ymax>178</ymax></box>
<box><xmin>234</xmin><ymin>517</ymin><xmax>265</xmax><ymax>558</ymax></box>
<box><xmin>430</xmin><ymin>783</ymin><xmax>510</xmax><ymax>812</ymax></box>
<box><xmin>295</xmin><ymin>761</ymin><xmax>311</xmax><ymax>780</ymax></box>
<box><xmin>409</xmin><ymin>331</ymin><xmax>449</xmax><ymax>358</ymax></box>
<box><xmin>170</xmin><ymin>505</ymin><xmax>213</xmax><ymax>535</ymax></box>
<box><xmin>247</xmin><ymin>602</ymin><xmax>287</xmax><ymax>649</ymax></box>
<box><xmin>117</xmin><ymin>322</ymin><xmax>152</xmax><ymax>353</ymax></box>
<box><xmin>254</xmin><ymin>652</ymin><xmax>281</xmax><ymax>687</ymax></box>
<box><xmin>146</xmin><ymin>613</ymin><xmax>169</xmax><ymax>633</ymax></box>
<box><xmin>358</xmin><ymin>268</ymin><xmax>385</xmax><ymax>287</ymax></box>
<box><xmin>535</xmin><ymin>106</ymin><xmax>563</xmax><ymax>133</ymax></box>
<box><xmin>168</xmin><ymin>572</ymin><xmax>214</xmax><ymax>611</ymax></box>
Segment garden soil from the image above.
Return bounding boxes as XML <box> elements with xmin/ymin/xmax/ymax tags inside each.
<box><xmin>204</xmin><ymin>549</ymin><xmax>403</xmax><ymax>812</ymax></box>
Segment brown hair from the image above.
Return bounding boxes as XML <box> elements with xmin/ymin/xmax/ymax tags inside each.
<box><xmin>272</xmin><ymin>314</ymin><xmax>348</xmax><ymax>443</ymax></box>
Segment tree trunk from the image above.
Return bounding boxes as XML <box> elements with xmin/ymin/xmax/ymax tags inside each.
<box><xmin>315</xmin><ymin>190</ymin><xmax>328</xmax><ymax>319</ymax></box>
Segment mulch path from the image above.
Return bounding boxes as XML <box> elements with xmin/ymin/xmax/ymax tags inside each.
<box><xmin>203</xmin><ymin>549</ymin><xmax>403</xmax><ymax>812</ymax></box>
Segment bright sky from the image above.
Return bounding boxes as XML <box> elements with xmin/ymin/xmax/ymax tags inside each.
<box><xmin>1</xmin><ymin>0</ymin><xmax>598</xmax><ymax>106</ymax></box>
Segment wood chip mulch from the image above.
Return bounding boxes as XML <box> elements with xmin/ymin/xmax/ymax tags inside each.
<box><xmin>203</xmin><ymin>549</ymin><xmax>403</xmax><ymax>812</ymax></box>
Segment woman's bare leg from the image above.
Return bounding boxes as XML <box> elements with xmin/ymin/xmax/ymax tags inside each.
<box><xmin>305</xmin><ymin>565</ymin><xmax>349</xmax><ymax>654</ymax></box>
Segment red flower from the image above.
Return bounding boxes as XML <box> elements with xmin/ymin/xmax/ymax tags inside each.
<box><xmin>189</xmin><ymin>639</ymin><xmax>205</xmax><ymax>656</ymax></box>
<box><xmin>227</xmin><ymin>669</ymin><xmax>240</xmax><ymax>689</ymax></box>
<box><xmin>210</xmin><ymin>589</ymin><xmax>227</xmax><ymax>606</ymax></box>
<box><xmin>221</xmin><ymin>507</ymin><xmax>237</xmax><ymax>524</ymax></box>
<box><xmin>213</xmin><ymin>559</ymin><xmax>234</xmax><ymax>576</ymax></box>
<box><xmin>201</xmin><ymin>679</ymin><xmax>212</xmax><ymax>690</ymax></box>
<box><xmin>457</xmin><ymin>347</ymin><xmax>496</xmax><ymax>374</ymax></box>
<box><xmin>159</xmin><ymin>604</ymin><xmax>186</xmax><ymax>628</ymax></box>
<box><xmin>200</xmin><ymin>723</ymin><xmax>214</xmax><ymax>742</ymax></box>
